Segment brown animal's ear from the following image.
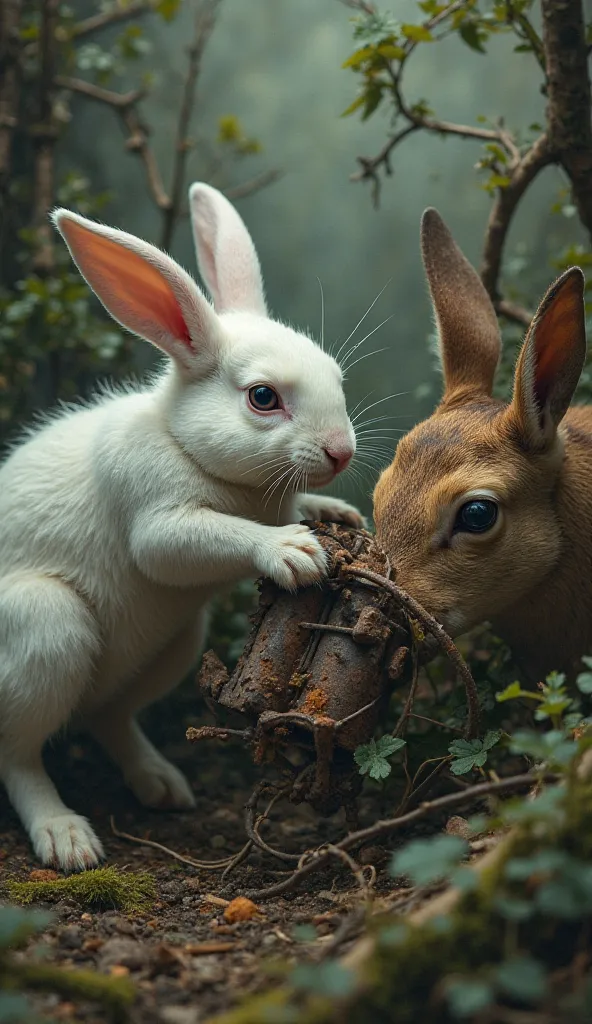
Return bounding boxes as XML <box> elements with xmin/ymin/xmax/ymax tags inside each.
<box><xmin>509</xmin><ymin>267</ymin><xmax>586</xmax><ymax>450</ymax></box>
<box><xmin>421</xmin><ymin>208</ymin><xmax>501</xmax><ymax>402</ymax></box>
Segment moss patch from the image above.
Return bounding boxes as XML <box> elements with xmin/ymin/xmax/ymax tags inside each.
<box><xmin>4</xmin><ymin>867</ymin><xmax>156</xmax><ymax>914</ymax></box>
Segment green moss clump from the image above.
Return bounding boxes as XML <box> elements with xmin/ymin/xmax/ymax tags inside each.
<box><xmin>0</xmin><ymin>903</ymin><xmax>136</xmax><ymax>1022</ymax></box>
<box><xmin>4</xmin><ymin>867</ymin><xmax>156</xmax><ymax>914</ymax></box>
<box><xmin>15</xmin><ymin>963</ymin><xmax>135</xmax><ymax>1021</ymax></box>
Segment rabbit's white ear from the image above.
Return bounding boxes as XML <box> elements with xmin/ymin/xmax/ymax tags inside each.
<box><xmin>52</xmin><ymin>209</ymin><xmax>223</xmax><ymax>372</ymax></box>
<box><xmin>188</xmin><ymin>182</ymin><xmax>267</xmax><ymax>316</ymax></box>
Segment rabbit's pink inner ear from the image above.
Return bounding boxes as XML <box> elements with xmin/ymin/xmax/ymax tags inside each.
<box><xmin>511</xmin><ymin>268</ymin><xmax>586</xmax><ymax>445</ymax></box>
<box><xmin>530</xmin><ymin>270</ymin><xmax>586</xmax><ymax>415</ymax></box>
<box><xmin>59</xmin><ymin>218</ymin><xmax>192</xmax><ymax>347</ymax></box>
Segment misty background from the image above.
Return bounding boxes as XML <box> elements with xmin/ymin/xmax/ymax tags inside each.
<box><xmin>63</xmin><ymin>0</ymin><xmax>580</xmax><ymax>516</ymax></box>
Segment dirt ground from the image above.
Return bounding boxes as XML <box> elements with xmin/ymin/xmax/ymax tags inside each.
<box><xmin>0</xmin><ymin>686</ymin><xmax>442</xmax><ymax>1024</ymax></box>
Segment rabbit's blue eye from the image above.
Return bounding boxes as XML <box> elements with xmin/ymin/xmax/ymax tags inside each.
<box><xmin>249</xmin><ymin>385</ymin><xmax>279</xmax><ymax>412</ymax></box>
<box><xmin>454</xmin><ymin>499</ymin><xmax>498</xmax><ymax>534</ymax></box>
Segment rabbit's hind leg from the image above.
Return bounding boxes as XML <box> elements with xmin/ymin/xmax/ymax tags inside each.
<box><xmin>88</xmin><ymin>613</ymin><xmax>206</xmax><ymax>811</ymax></box>
<box><xmin>0</xmin><ymin>572</ymin><xmax>103</xmax><ymax>870</ymax></box>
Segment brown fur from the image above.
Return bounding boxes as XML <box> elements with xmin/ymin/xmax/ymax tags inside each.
<box><xmin>373</xmin><ymin>209</ymin><xmax>589</xmax><ymax>683</ymax></box>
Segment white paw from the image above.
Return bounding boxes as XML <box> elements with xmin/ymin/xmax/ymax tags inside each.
<box><xmin>298</xmin><ymin>496</ymin><xmax>367</xmax><ymax>529</ymax></box>
<box><xmin>31</xmin><ymin>813</ymin><xmax>104</xmax><ymax>872</ymax></box>
<box><xmin>126</xmin><ymin>756</ymin><xmax>196</xmax><ymax>811</ymax></box>
<box><xmin>257</xmin><ymin>523</ymin><xmax>327</xmax><ymax>591</ymax></box>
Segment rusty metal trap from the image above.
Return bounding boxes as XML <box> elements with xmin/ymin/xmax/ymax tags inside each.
<box><xmin>187</xmin><ymin>522</ymin><xmax>480</xmax><ymax>862</ymax></box>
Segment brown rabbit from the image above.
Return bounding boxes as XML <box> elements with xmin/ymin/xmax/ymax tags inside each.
<box><xmin>373</xmin><ymin>208</ymin><xmax>591</xmax><ymax>684</ymax></box>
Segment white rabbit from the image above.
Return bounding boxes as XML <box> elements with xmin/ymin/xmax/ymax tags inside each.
<box><xmin>0</xmin><ymin>182</ymin><xmax>363</xmax><ymax>871</ymax></box>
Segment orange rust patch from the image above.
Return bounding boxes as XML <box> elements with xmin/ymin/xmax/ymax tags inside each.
<box><xmin>298</xmin><ymin>687</ymin><xmax>328</xmax><ymax>716</ymax></box>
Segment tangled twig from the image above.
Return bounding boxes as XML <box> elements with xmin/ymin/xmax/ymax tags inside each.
<box><xmin>345</xmin><ymin>567</ymin><xmax>480</xmax><ymax>739</ymax></box>
<box><xmin>240</xmin><ymin>772</ymin><xmax>559</xmax><ymax>900</ymax></box>
<box><xmin>110</xmin><ymin>816</ymin><xmax>250</xmax><ymax>872</ymax></box>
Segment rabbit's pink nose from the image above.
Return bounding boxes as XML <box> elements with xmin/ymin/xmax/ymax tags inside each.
<box><xmin>324</xmin><ymin>446</ymin><xmax>353</xmax><ymax>475</ymax></box>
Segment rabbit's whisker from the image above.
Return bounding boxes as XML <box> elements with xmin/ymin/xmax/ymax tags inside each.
<box><xmin>276</xmin><ymin>465</ymin><xmax>301</xmax><ymax>521</ymax></box>
<box><xmin>240</xmin><ymin>455</ymin><xmax>291</xmax><ymax>478</ymax></box>
<box><xmin>348</xmin><ymin>388</ymin><xmax>375</xmax><ymax>421</ymax></box>
<box><xmin>351</xmin><ymin>391</ymin><xmax>410</xmax><ymax>425</ymax></box>
<box><xmin>342</xmin><ymin>346</ymin><xmax>388</xmax><ymax>378</ymax></box>
<box><xmin>263</xmin><ymin>462</ymin><xmax>299</xmax><ymax>507</ymax></box>
<box><xmin>354</xmin><ymin>413</ymin><xmax>410</xmax><ymax>430</ymax></box>
<box><xmin>340</xmin><ymin>316</ymin><xmax>393</xmax><ymax>372</ymax></box>
<box><xmin>332</xmin><ymin>279</ymin><xmax>391</xmax><ymax>364</ymax></box>
<box><xmin>317</xmin><ymin>276</ymin><xmax>325</xmax><ymax>353</ymax></box>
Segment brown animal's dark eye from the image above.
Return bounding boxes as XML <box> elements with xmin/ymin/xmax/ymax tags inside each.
<box><xmin>454</xmin><ymin>499</ymin><xmax>498</xmax><ymax>534</ymax></box>
<box><xmin>248</xmin><ymin>385</ymin><xmax>279</xmax><ymax>412</ymax></box>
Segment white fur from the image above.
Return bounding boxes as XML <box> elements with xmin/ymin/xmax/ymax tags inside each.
<box><xmin>0</xmin><ymin>183</ymin><xmax>361</xmax><ymax>870</ymax></box>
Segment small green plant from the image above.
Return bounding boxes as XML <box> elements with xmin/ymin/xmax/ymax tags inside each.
<box><xmin>354</xmin><ymin>735</ymin><xmax>406</xmax><ymax>780</ymax></box>
<box><xmin>496</xmin><ymin>668</ymin><xmax>585</xmax><ymax>729</ymax></box>
<box><xmin>390</xmin><ymin>834</ymin><xmax>470</xmax><ymax>887</ymax></box>
<box><xmin>448</xmin><ymin>730</ymin><xmax>502</xmax><ymax>776</ymax></box>
<box><xmin>4</xmin><ymin>867</ymin><xmax>156</xmax><ymax>915</ymax></box>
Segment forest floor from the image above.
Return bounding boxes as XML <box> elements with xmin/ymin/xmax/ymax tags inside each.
<box><xmin>0</xmin><ymin>686</ymin><xmax>459</xmax><ymax>1024</ymax></box>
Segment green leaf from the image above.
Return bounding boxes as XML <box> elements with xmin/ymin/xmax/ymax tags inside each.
<box><xmin>354</xmin><ymin>736</ymin><xmax>405</xmax><ymax>780</ymax></box>
<box><xmin>483</xmin><ymin>173</ymin><xmax>512</xmax><ymax>191</ymax></box>
<box><xmin>375</xmin><ymin>735</ymin><xmax>407</xmax><ymax>757</ymax></box>
<box><xmin>155</xmin><ymin>0</ymin><xmax>181</xmax><ymax>21</ymax></box>
<box><xmin>391</xmin><ymin>835</ymin><xmax>468</xmax><ymax>885</ymax></box>
<box><xmin>362</xmin><ymin>81</ymin><xmax>386</xmax><ymax>120</ymax></box>
<box><xmin>544</xmin><ymin>670</ymin><xmax>566</xmax><ymax>691</ymax></box>
<box><xmin>496</xmin><ymin>681</ymin><xmax>527</xmax><ymax>702</ymax></box>
<box><xmin>290</xmin><ymin>962</ymin><xmax>355</xmax><ymax>998</ymax></box>
<box><xmin>377</xmin><ymin>923</ymin><xmax>408</xmax><ymax>948</ymax></box>
<box><xmin>291</xmin><ymin>924</ymin><xmax>318</xmax><ymax>943</ymax></box>
<box><xmin>376</xmin><ymin>42</ymin><xmax>406</xmax><ymax>60</ymax></box>
<box><xmin>482</xmin><ymin>729</ymin><xmax>502</xmax><ymax>750</ymax></box>
<box><xmin>459</xmin><ymin>21</ymin><xmax>487</xmax><ymax>53</ymax></box>
<box><xmin>342</xmin><ymin>45</ymin><xmax>375</xmax><ymax>69</ymax></box>
<box><xmin>418</xmin><ymin>1</ymin><xmax>446</xmax><ymax>13</ymax></box>
<box><xmin>450</xmin><ymin>755</ymin><xmax>479</xmax><ymax>776</ymax></box>
<box><xmin>577</xmin><ymin>671</ymin><xmax>592</xmax><ymax>695</ymax></box>
<box><xmin>450</xmin><ymin>867</ymin><xmax>479</xmax><ymax>892</ymax></box>
<box><xmin>495</xmin><ymin>957</ymin><xmax>547</xmax><ymax>1003</ymax></box>
<box><xmin>446</xmin><ymin>979</ymin><xmax>494</xmax><ymax>1018</ymax></box>
<box><xmin>401</xmin><ymin>23</ymin><xmax>433</xmax><ymax>42</ymax></box>
<box><xmin>509</xmin><ymin>729</ymin><xmax>576</xmax><ymax>766</ymax></box>
<box><xmin>449</xmin><ymin>731</ymin><xmax>501</xmax><ymax>774</ymax></box>
<box><xmin>493</xmin><ymin>896</ymin><xmax>533</xmax><ymax>921</ymax></box>
<box><xmin>0</xmin><ymin>993</ymin><xmax>33</xmax><ymax>1023</ymax></box>
<box><xmin>0</xmin><ymin>906</ymin><xmax>52</xmax><ymax>948</ymax></box>
<box><xmin>504</xmin><ymin>849</ymin><xmax>567</xmax><ymax>882</ymax></box>
<box><xmin>501</xmin><ymin>785</ymin><xmax>565</xmax><ymax>824</ymax></box>
<box><xmin>341</xmin><ymin>94</ymin><xmax>366</xmax><ymax>118</ymax></box>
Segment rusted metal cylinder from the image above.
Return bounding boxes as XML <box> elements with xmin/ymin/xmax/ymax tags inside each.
<box><xmin>197</xmin><ymin>523</ymin><xmax>411</xmax><ymax>752</ymax></box>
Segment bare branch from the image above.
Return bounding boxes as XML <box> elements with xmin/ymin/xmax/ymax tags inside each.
<box><xmin>480</xmin><ymin>132</ymin><xmax>554</xmax><ymax>323</ymax></box>
<box><xmin>160</xmin><ymin>0</ymin><xmax>221</xmax><ymax>251</ymax></box>
<box><xmin>223</xmin><ymin>168</ymin><xmax>283</xmax><ymax>202</ymax></box>
<box><xmin>32</xmin><ymin>0</ymin><xmax>59</xmax><ymax>277</ymax></box>
<box><xmin>72</xmin><ymin>0</ymin><xmax>155</xmax><ymax>39</ymax></box>
<box><xmin>541</xmin><ymin>0</ymin><xmax>592</xmax><ymax>241</ymax></box>
<box><xmin>0</xmin><ymin>0</ymin><xmax>22</xmax><ymax>191</ymax></box>
<box><xmin>56</xmin><ymin>75</ymin><xmax>170</xmax><ymax>210</ymax></box>
<box><xmin>54</xmin><ymin>76</ymin><xmax>144</xmax><ymax>108</ymax></box>
<box><xmin>495</xmin><ymin>299</ymin><xmax>532</xmax><ymax>328</ymax></box>
<box><xmin>242</xmin><ymin>772</ymin><xmax>559</xmax><ymax>900</ymax></box>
